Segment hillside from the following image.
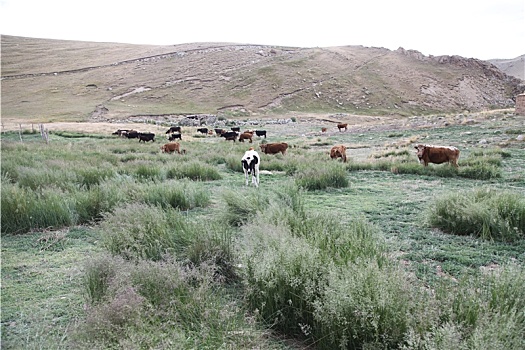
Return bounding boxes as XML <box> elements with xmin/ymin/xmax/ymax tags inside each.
<box><xmin>1</xmin><ymin>35</ymin><xmax>523</xmax><ymax>122</ymax></box>
<box><xmin>489</xmin><ymin>55</ymin><xmax>525</xmax><ymax>80</ymax></box>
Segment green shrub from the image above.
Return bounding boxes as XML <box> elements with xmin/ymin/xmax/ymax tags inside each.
<box><xmin>137</xmin><ymin>180</ymin><xmax>211</xmax><ymax>210</ymax></box>
<box><xmin>1</xmin><ymin>183</ymin><xmax>76</xmax><ymax>234</ymax></box>
<box><xmin>166</xmin><ymin>161</ymin><xmax>222</xmax><ymax>181</ymax></box>
<box><xmin>295</xmin><ymin>163</ymin><xmax>348</xmax><ymax>190</ymax></box>
<box><xmin>313</xmin><ymin>262</ymin><xmax>427</xmax><ymax>350</ymax></box>
<box><xmin>135</xmin><ymin>162</ymin><xmax>163</xmax><ymax>181</ymax></box>
<box><xmin>220</xmin><ymin>189</ymin><xmax>271</xmax><ymax>227</ymax></box>
<box><xmin>426</xmin><ymin>188</ymin><xmax>525</xmax><ymax>242</ymax></box>
<box><xmin>100</xmin><ymin>203</ymin><xmax>192</xmax><ymax>261</ymax></box>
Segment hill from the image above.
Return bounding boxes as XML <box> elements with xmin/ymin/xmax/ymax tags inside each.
<box><xmin>1</xmin><ymin>35</ymin><xmax>524</xmax><ymax>122</ymax></box>
<box><xmin>489</xmin><ymin>55</ymin><xmax>525</xmax><ymax>80</ymax></box>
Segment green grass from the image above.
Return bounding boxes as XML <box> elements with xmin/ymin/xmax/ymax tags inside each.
<box><xmin>2</xmin><ymin>113</ymin><xmax>525</xmax><ymax>349</ymax></box>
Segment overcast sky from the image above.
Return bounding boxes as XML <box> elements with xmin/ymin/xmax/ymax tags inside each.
<box><xmin>1</xmin><ymin>0</ymin><xmax>524</xmax><ymax>60</ymax></box>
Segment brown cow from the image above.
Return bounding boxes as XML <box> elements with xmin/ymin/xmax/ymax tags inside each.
<box><xmin>414</xmin><ymin>144</ymin><xmax>460</xmax><ymax>167</ymax></box>
<box><xmin>321</xmin><ymin>127</ymin><xmax>327</xmax><ymax>133</ymax></box>
<box><xmin>337</xmin><ymin>123</ymin><xmax>348</xmax><ymax>131</ymax></box>
<box><xmin>330</xmin><ymin>145</ymin><xmax>347</xmax><ymax>163</ymax></box>
<box><xmin>260</xmin><ymin>142</ymin><xmax>288</xmax><ymax>155</ymax></box>
<box><xmin>239</xmin><ymin>132</ymin><xmax>253</xmax><ymax>143</ymax></box>
<box><xmin>161</xmin><ymin>142</ymin><xmax>185</xmax><ymax>154</ymax></box>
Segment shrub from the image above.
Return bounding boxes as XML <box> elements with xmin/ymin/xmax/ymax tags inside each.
<box><xmin>166</xmin><ymin>161</ymin><xmax>222</xmax><ymax>181</ymax></box>
<box><xmin>100</xmin><ymin>203</ymin><xmax>192</xmax><ymax>261</ymax></box>
<box><xmin>137</xmin><ymin>180</ymin><xmax>211</xmax><ymax>210</ymax></box>
<box><xmin>1</xmin><ymin>183</ymin><xmax>76</xmax><ymax>234</ymax></box>
<box><xmin>313</xmin><ymin>262</ymin><xmax>428</xmax><ymax>350</ymax></box>
<box><xmin>426</xmin><ymin>188</ymin><xmax>525</xmax><ymax>242</ymax></box>
<box><xmin>295</xmin><ymin>163</ymin><xmax>348</xmax><ymax>190</ymax></box>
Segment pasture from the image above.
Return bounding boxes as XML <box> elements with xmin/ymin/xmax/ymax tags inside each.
<box><xmin>1</xmin><ymin>110</ymin><xmax>525</xmax><ymax>349</ymax></box>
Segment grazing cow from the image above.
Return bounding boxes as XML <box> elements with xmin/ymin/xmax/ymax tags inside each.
<box><xmin>260</xmin><ymin>142</ymin><xmax>288</xmax><ymax>155</ymax></box>
<box><xmin>215</xmin><ymin>128</ymin><xmax>226</xmax><ymax>136</ymax></box>
<box><xmin>231</xmin><ymin>127</ymin><xmax>241</xmax><ymax>132</ymax></box>
<box><xmin>221</xmin><ymin>131</ymin><xmax>238</xmax><ymax>141</ymax></box>
<box><xmin>337</xmin><ymin>123</ymin><xmax>348</xmax><ymax>131</ymax></box>
<box><xmin>414</xmin><ymin>144</ymin><xmax>460</xmax><ymax>167</ymax></box>
<box><xmin>161</xmin><ymin>142</ymin><xmax>185</xmax><ymax>154</ymax></box>
<box><xmin>330</xmin><ymin>145</ymin><xmax>347</xmax><ymax>163</ymax></box>
<box><xmin>321</xmin><ymin>127</ymin><xmax>327</xmax><ymax>133</ymax></box>
<box><xmin>239</xmin><ymin>132</ymin><xmax>253</xmax><ymax>143</ymax></box>
<box><xmin>241</xmin><ymin>148</ymin><xmax>260</xmax><ymax>187</ymax></box>
<box><xmin>112</xmin><ymin>129</ymin><xmax>130</xmax><ymax>137</ymax></box>
<box><xmin>168</xmin><ymin>133</ymin><xmax>182</xmax><ymax>141</ymax></box>
<box><xmin>197</xmin><ymin>127</ymin><xmax>208</xmax><ymax>135</ymax></box>
<box><xmin>138</xmin><ymin>132</ymin><xmax>155</xmax><ymax>142</ymax></box>
<box><xmin>125</xmin><ymin>130</ymin><xmax>139</xmax><ymax>139</ymax></box>
<box><xmin>255</xmin><ymin>130</ymin><xmax>267</xmax><ymax>138</ymax></box>
<box><xmin>166</xmin><ymin>126</ymin><xmax>181</xmax><ymax>134</ymax></box>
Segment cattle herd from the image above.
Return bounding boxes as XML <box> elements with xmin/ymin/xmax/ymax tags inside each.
<box><xmin>112</xmin><ymin>124</ymin><xmax>461</xmax><ymax>187</ymax></box>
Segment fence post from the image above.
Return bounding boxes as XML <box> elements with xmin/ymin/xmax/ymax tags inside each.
<box><xmin>19</xmin><ymin>124</ymin><xmax>23</xmax><ymax>142</ymax></box>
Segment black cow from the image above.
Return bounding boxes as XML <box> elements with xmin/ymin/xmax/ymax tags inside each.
<box><xmin>221</xmin><ymin>131</ymin><xmax>238</xmax><ymax>142</ymax></box>
<box><xmin>166</xmin><ymin>126</ymin><xmax>181</xmax><ymax>134</ymax></box>
<box><xmin>138</xmin><ymin>132</ymin><xmax>155</xmax><ymax>142</ymax></box>
<box><xmin>168</xmin><ymin>133</ymin><xmax>182</xmax><ymax>141</ymax></box>
<box><xmin>112</xmin><ymin>129</ymin><xmax>130</xmax><ymax>137</ymax></box>
<box><xmin>231</xmin><ymin>127</ymin><xmax>241</xmax><ymax>132</ymax></box>
<box><xmin>197</xmin><ymin>128</ymin><xmax>208</xmax><ymax>134</ymax></box>
<box><xmin>255</xmin><ymin>130</ymin><xmax>267</xmax><ymax>138</ymax></box>
<box><xmin>215</xmin><ymin>128</ymin><xmax>226</xmax><ymax>136</ymax></box>
<box><xmin>126</xmin><ymin>130</ymin><xmax>139</xmax><ymax>139</ymax></box>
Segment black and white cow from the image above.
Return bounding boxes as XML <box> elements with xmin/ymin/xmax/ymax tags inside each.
<box><xmin>241</xmin><ymin>148</ymin><xmax>260</xmax><ymax>187</ymax></box>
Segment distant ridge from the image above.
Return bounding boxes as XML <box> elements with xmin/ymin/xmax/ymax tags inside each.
<box><xmin>2</xmin><ymin>35</ymin><xmax>524</xmax><ymax>120</ymax></box>
<box><xmin>489</xmin><ymin>55</ymin><xmax>525</xmax><ymax>80</ymax></box>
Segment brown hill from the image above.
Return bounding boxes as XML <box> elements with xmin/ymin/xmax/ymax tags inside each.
<box><xmin>489</xmin><ymin>55</ymin><xmax>525</xmax><ymax>80</ymax></box>
<box><xmin>1</xmin><ymin>35</ymin><xmax>523</xmax><ymax>122</ymax></box>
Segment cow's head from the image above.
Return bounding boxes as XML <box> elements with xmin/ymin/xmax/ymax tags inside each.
<box><xmin>414</xmin><ymin>144</ymin><xmax>427</xmax><ymax>159</ymax></box>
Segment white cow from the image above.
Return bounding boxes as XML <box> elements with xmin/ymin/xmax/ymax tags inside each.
<box><xmin>241</xmin><ymin>148</ymin><xmax>260</xmax><ymax>187</ymax></box>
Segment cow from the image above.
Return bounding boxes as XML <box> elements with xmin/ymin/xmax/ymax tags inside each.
<box><xmin>255</xmin><ymin>130</ymin><xmax>267</xmax><ymax>138</ymax></box>
<box><xmin>138</xmin><ymin>132</ymin><xmax>155</xmax><ymax>142</ymax></box>
<box><xmin>215</xmin><ymin>128</ymin><xmax>226</xmax><ymax>136</ymax></box>
<box><xmin>330</xmin><ymin>145</ymin><xmax>347</xmax><ymax>163</ymax></box>
<box><xmin>165</xmin><ymin>126</ymin><xmax>181</xmax><ymax>134</ymax></box>
<box><xmin>231</xmin><ymin>127</ymin><xmax>241</xmax><ymax>132</ymax></box>
<box><xmin>260</xmin><ymin>142</ymin><xmax>288</xmax><ymax>155</ymax></box>
<box><xmin>239</xmin><ymin>132</ymin><xmax>253</xmax><ymax>143</ymax></box>
<box><xmin>168</xmin><ymin>133</ymin><xmax>182</xmax><ymax>141</ymax></box>
<box><xmin>161</xmin><ymin>142</ymin><xmax>185</xmax><ymax>154</ymax></box>
<box><xmin>241</xmin><ymin>148</ymin><xmax>260</xmax><ymax>187</ymax></box>
<box><xmin>125</xmin><ymin>130</ymin><xmax>139</xmax><ymax>139</ymax></box>
<box><xmin>112</xmin><ymin>129</ymin><xmax>130</xmax><ymax>137</ymax></box>
<box><xmin>221</xmin><ymin>131</ymin><xmax>238</xmax><ymax>142</ymax></box>
<box><xmin>414</xmin><ymin>144</ymin><xmax>460</xmax><ymax>167</ymax></box>
<box><xmin>321</xmin><ymin>127</ymin><xmax>327</xmax><ymax>133</ymax></box>
<box><xmin>337</xmin><ymin>123</ymin><xmax>348</xmax><ymax>132</ymax></box>
<box><xmin>197</xmin><ymin>127</ymin><xmax>208</xmax><ymax>135</ymax></box>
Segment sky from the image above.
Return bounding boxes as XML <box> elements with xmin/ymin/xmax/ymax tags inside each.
<box><xmin>1</xmin><ymin>0</ymin><xmax>524</xmax><ymax>60</ymax></box>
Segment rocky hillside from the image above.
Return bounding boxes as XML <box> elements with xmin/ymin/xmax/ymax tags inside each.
<box><xmin>1</xmin><ymin>35</ymin><xmax>523</xmax><ymax>121</ymax></box>
<box><xmin>489</xmin><ymin>55</ymin><xmax>525</xmax><ymax>80</ymax></box>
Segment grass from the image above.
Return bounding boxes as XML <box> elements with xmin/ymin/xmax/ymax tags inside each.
<box><xmin>2</xmin><ymin>111</ymin><xmax>525</xmax><ymax>349</ymax></box>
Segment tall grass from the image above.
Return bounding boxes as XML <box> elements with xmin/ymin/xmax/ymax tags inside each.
<box><xmin>100</xmin><ymin>203</ymin><xmax>192</xmax><ymax>261</ymax></box>
<box><xmin>427</xmin><ymin>188</ymin><xmax>525</xmax><ymax>242</ymax></box>
<box><xmin>295</xmin><ymin>162</ymin><xmax>349</xmax><ymax>190</ymax></box>
<box><xmin>1</xmin><ymin>183</ymin><xmax>76</xmax><ymax>234</ymax></box>
<box><xmin>166</xmin><ymin>160</ymin><xmax>222</xmax><ymax>181</ymax></box>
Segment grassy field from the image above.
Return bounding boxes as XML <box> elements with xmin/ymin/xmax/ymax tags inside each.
<box><xmin>1</xmin><ymin>110</ymin><xmax>524</xmax><ymax>349</ymax></box>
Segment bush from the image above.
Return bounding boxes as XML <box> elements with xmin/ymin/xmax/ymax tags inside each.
<box><xmin>100</xmin><ymin>203</ymin><xmax>192</xmax><ymax>261</ymax></box>
<box><xmin>426</xmin><ymin>188</ymin><xmax>525</xmax><ymax>242</ymax></box>
<box><xmin>166</xmin><ymin>161</ymin><xmax>222</xmax><ymax>181</ymax></box>
<box><xmin>295</xmin><ymin>163</ymin><xmax>348</xmax><ymax>190</ymax></box>
<box><xmin>1</xmin><ymin>183</ymin><xmax>76</xmax><ymax>234</ymax></box>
